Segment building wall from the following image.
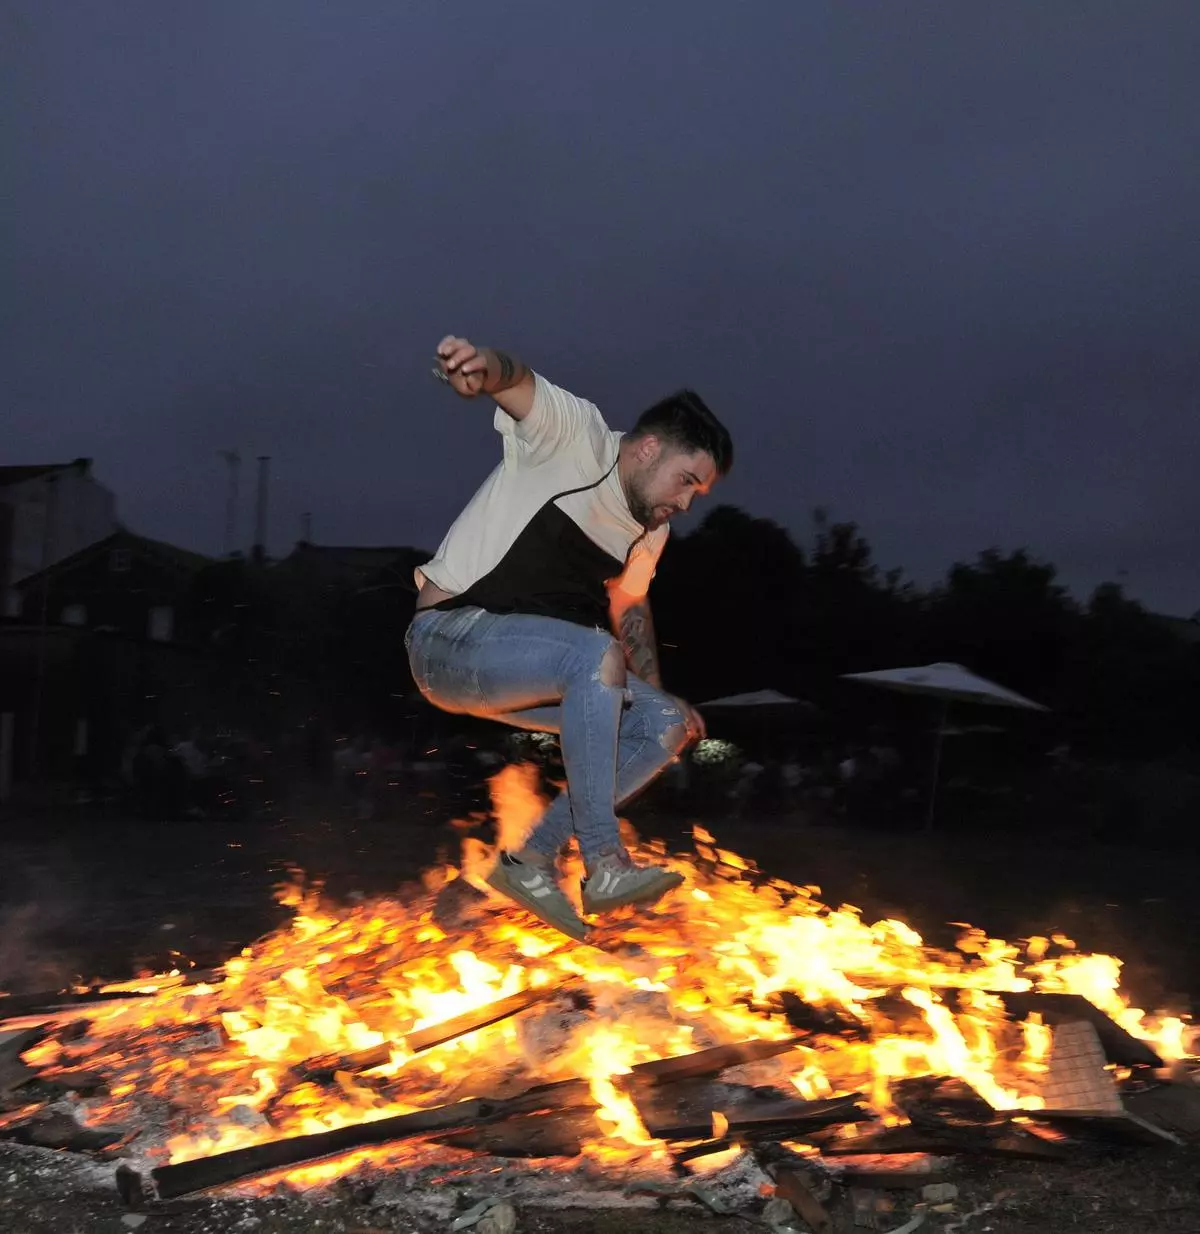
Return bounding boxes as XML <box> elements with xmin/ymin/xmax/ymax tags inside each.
<box><xmin>1</xmin><ymin>463</ymin><xmax>118</xmax><ymax>589</ymax></box>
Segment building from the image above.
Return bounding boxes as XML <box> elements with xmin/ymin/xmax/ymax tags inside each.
<box><xmin>0</xmin><ymin>459</ymin><xmax>118</xmax><ymax>613</ymax></box>
<box><xmin>2</xmin><ymin>530</ymin><xmax>214</xmax><ymax>788</ymax></box>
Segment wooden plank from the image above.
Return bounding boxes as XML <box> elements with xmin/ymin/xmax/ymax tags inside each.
<box><xmin>0</xmin><ymin>988</ymin><xmax>156</xmax><ymax>1023</ymax></box>
<box><xmin>631</xmin><ymin>1081</ymin><xmax>869</xmax><ymax>1142</ymax></box>
<box><xmin>891</xmin><ymin>1075</ymin><xmax>995</xmax><ymax>1130</ymax></box>
<box><xmin>629</xmin><ymin>1038</ymin><xmax>801</xmax><ymax>1085</ymax></box>
<box><xmin>151</xmin><ymin>1098</ymin><xmax>497</xmax><ymax>1199</ymax></box>
<box><xmin>1010</xmin><ymin>1107</ymin><xmax>1183</xmax><ymax>1147</ymax></box>
<box><xmin>1123</xmin><ymin>1081</ymin><xmax>1200</xmax><ymax>1138</ymax></box>
<box><xmin>813</xmin><ymin>1122</ymin><xmax>1070</xmax><ymax>1161</ymax></box>
<box><xmin>0</xmin><ymin>1027</ymin><xmax>45</xmax><ymax>1096</ymax></box>
<box><xmin>772</xmin><ymin>1168</ymin><xmax>833</xmax><ymax>1234</ymax></box>
<box><xmin>435</xmin><ymin>1109</ymin><xmax>596</xmax><ymax>1158</ymax></box>
<box><xmin>298</xmin><ymin>986</ymin><xmax>566</xmax><ymax>1080</ymax></box>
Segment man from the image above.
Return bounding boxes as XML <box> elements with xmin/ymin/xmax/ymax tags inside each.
<box><xmin>407</xmin><ymin>335</ymin><xmax>733</xmax><ymax>941</ymax></box>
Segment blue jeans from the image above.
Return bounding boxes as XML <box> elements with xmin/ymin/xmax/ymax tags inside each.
<box><xmin>405</xmin><ymin>607</ymin><xmax>690</xmax><ymax>862</ymax></box>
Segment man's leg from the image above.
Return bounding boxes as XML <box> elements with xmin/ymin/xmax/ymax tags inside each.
<box><xmin>408</xmin><ymin>607</ymin><xmax>628</xmax><ymax>844</ymax></box>
<box><xmin>407</xmin><ymin>607</ymin><xmax>625</xmax><ymax>938</ymax></box>
<box><xmin>502</xmin><ymin>676</ymin><xmax>693</xmax><ymax>859</ymax></box>
<box><xmin>407</xmin><ymin>609</ymin><xmax>689</xmax><ymax>930</ymax></box>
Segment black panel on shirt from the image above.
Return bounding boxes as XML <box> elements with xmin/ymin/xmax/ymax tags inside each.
<box><xmin>433</xmin><ymin>500</ymin><xmax>629</xmax><ymax>629</ymax></box>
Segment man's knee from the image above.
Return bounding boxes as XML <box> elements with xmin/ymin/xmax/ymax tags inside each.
<box><xmin>660</xmin><ymin>719</ymin><xmax>693</xmax><ymax>758</ymax></box>
<box><xmin>598</xmin><ymin>641</ymin><xmax>627</xmax><ymax>690</ymax></box>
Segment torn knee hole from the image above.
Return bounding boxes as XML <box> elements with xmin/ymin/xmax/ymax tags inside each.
<box><xmin>598</xmin><ymin>643</ymin><xmax>627</xmax><ymax>689</ymax></box>
<box><xmin>660</xmin><ymin>721</ymin><xmax>692</xmax><ymax>754</ymax></box>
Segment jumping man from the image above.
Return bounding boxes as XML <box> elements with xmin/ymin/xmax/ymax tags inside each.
<box><xmin>406</xmin><ymin>336</ymin><xmax>733</xmax><ymax>941</ymax></box>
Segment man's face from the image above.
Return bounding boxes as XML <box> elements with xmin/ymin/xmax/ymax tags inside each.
<box><xmin>624</xmin><ymin>438</ymin><xmax>719</xmax><ymax>530</ymax></box>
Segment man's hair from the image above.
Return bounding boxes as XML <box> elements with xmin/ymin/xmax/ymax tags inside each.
<box><xmin>629</xmin><ymin>389</ymin><xmax>734</xmax><ymax>476</ymax></box>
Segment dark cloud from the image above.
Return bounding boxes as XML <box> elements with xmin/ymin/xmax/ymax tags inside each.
<box><xmin>5</xmin><ymin>2</ymin><xmax>1199</xmax><ymax>613</ymax></box>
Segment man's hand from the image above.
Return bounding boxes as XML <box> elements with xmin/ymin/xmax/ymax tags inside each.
<box><xmin>435</xmin><ymin>336</ymin><xmax>490</xmax><ymax>398</ymax></box>
<box><xmin>673</xmin><ymin>696</ymin><xmax>707</xmax><ymax>743</ymax></box>
<box><xmin>434</xmin><ymin>335</ymin><xmax>535</xmax><ymax>418</ymax></box>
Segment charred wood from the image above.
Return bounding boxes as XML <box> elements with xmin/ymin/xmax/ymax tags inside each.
<box><xmin>1012</xmin><ymin>1107</ymin><xmax>1184</xmax><ymax>1146</ymax></box>
<box><xmin>811</xmin><ymin>1121</ymin><xmax>1070</xmax><ymax>1161</ymax></box>
<box><xmin>890</xmin><ymin>1075</ymin><xmax>996</xmax><ymax>1130</ymax></box>
<box><xmin>0</xmin><ymin>1111</ymin><xmax>126</xmax><ymax>1152</ymax></box>
<box><xmin>629</xmin><ymin>1080</ymin><xmax>869</xmax><ymax>1142</ymax></box>
<box><xmin>434</xmin><ymin>1108</ymin><xmax>597</xmax><ymax>1158</ymax></box>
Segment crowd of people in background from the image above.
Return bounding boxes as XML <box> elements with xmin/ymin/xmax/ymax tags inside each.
<box><xmin>102</xmin><ymin>717</ymin><xmax>916</xmax><ymax>829</ymax></box>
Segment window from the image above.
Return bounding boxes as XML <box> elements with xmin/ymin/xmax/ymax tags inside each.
<box><xmin>61</xmin><ymin>604</ymin><xmax>87</xmax><ymax>626</ymax></box>
<box><xmin>1</xmin><ymin>591</ymin><xmax>19</xmax><ymax>619</ymax></box>
<box><xmin>109</xmin><ymin>549</ymin><xmax>132</xmax><ymax>572</ymax></box>
<box><xmin>147</xmin><ymin>606</ymin><xmax>174</xmax><ymax>642</ymax></box>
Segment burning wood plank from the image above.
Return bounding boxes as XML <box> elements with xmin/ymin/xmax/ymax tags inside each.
<box><xmin>986</xmin><ymin>991</ymin><xmax>1163</xmax><ymax>1068</ymax></box>
<box><xmin>628</xmin><ymin>1037</ymin><xmax>802</xmax><ymax>1085</ymax></box>
<box><xmin>297</xmin><ymin>985</ymin><xmax>573</xmax><ymax>1079</ymax></box>
<box><xmin>0</xmin><ymin>988</ymin><xmax>157</xmax><ymax>1025</ymax></box>
<box><xmin>150</xmin><ymin>1097</ymin><xmax>500</xmax><ymax>1199</ymax></box>
<box><xmin>629</xmin><ymin>1080</ymin><xmax>870</xmax><ymax>1143</ymax></box>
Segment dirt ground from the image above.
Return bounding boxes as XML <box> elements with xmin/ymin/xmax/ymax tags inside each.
<box><xmin>1</xmin><ymin>802</ymin><xmax>1198</xmax><ymax>1232</ymax></box>
<box><xmin>3</xmin><ymin>1138</ymin><xmax>1200</xmax><ymax>1234</ymax></box>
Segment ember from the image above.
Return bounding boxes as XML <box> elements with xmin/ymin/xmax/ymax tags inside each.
<box><xmin>0</xmin><ymin>766</ymin><xmax>1195</xmax><ymax>1211</ymax></box>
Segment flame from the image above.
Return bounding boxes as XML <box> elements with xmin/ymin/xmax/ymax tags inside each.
<box><xmin>19</xmin><ymin>766</ymin><xmax>1191</xmax><ymax>1189</ymax></box>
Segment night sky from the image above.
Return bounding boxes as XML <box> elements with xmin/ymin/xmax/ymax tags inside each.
<box><xmin>6</xmin><ymin>3</ymin><xmax>1199</xmax><ymax>615</ymax></box>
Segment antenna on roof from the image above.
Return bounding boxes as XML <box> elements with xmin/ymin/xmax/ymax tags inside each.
<box><xmin>217</xmin><ymin>450</ymin><xmax>240</xmax><ymax>558</ymax></box>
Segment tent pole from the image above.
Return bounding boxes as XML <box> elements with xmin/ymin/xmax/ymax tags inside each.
<box><xmin>926</xmin><ymin>698</ymin><xmax>950</xmax><ymax>831</ymax></box>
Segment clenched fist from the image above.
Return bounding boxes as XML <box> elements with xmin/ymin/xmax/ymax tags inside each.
<box><xmin>433</xmin><ymin>335</ymin><xmax>490</xmax><ymax>398</ymax></box>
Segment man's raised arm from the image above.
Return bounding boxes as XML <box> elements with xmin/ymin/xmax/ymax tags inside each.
<box><xmin>435</xmin><ymin>335</ymin><xmax>535</xmax><ymax>420</ymax></box>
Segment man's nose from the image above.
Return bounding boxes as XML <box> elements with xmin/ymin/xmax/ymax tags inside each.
<box><xmin>678</xmin><ymin>491</ymin><xmax>695</xmax><ymax>511</ymax></box>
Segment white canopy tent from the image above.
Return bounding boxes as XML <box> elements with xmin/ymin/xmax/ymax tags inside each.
<box><xmin>841</xmin><ymin>662</ymin><xmax>1047</xmax><ymax>828</ymax></box>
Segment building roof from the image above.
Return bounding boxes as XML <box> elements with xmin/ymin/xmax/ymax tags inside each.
<box><xmin>0</xmin><ymin>459</ymin><xmax>92</xmax><ymax>488</ymax></box>
<box><xmin>274</xmin><ymin>543</ymin><xmax>426</xmax><ymax>588</ymax></box>
<box><xmin>14</xmin><ymin>528</ymin><xmax>213</xmax><ymax>587</ymax></box>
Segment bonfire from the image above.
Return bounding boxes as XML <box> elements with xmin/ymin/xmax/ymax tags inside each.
<box><xmin>0</xmin><ymin>766</ymin><xmax>1193</xmax><ymax>1213</ymax></box>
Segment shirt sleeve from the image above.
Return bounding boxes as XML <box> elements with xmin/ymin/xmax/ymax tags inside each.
<box><xmin>493</xmin><ymin>373</ymin><xmax>604</xmax><ymax>465</ymax></box>
<box><xmin>614</xmin><ymin>527</ymin><xmax>669</xmax><ymax>600</ymax></box>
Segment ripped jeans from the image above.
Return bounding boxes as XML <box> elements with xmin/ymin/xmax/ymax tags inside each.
<box><xmin>405</xmin><ymin>606</ymin><xmax>690</xmax><ymax>862</ymax></box>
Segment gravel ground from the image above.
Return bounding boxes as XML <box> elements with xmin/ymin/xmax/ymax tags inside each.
<box><xmin>3</xmin><ymin>1139</ymin><xmax>1200</xmax><ymax>1234</ymax></box>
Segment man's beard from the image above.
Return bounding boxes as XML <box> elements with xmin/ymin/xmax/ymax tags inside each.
<box><xmin>624</xmin><ymin>476</ymin><xmax>657</xmax><ymax>528</ymax></box>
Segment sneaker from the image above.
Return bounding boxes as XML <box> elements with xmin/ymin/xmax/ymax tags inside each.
<box><xmin>581</xmin><ymin>849</ymin><xmax>684</xmax><ymax>915</ymax></box>
<box><xmin>485</xmin><ymin>851</ymin><xmax>590</xmax><ymax>942</ymax></box>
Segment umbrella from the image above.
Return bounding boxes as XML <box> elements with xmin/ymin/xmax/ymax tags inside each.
<box><xmin>698</xmin><ymin>689</ymin><xmax>816</xmax><ymax>754</ymax></box>
<box><xmin>699</xmin><ymin>689</ymin><xmax>811</xmax><ymax>709</ymax></box>
<box><xmin>841</xmin><ymin>662</ymin><xmax>1047</xmax><ymax>828</ymax></box>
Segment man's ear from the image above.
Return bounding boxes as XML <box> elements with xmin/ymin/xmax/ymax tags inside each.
<box><xmin>635</xmin><ymin>433</ymin><xmax>661</xmax><ymax>464</ymax></box>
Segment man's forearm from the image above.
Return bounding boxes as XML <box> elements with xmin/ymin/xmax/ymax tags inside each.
<box><xmin>481</xmin><ymin>348</ymin><xmax>535</xmax><ymax>419</ymax></box>
<box><xmin>615</xmin><ymin>598</ymin><xmax>663</xmax><ymax>688</ymax></box>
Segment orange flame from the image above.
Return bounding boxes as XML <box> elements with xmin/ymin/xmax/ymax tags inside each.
<box><xmin>25</xmin><ymin>766</ymin><xmax>1190</xmax><ymax>1189</ymax></box>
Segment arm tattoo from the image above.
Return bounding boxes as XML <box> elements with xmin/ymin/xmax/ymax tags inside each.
<box><xmin>618</xmin><ymin>599</ymin><xmax>663</xmax><ymax>688</ymax></box>
<box><xmin>491</xmin><ymin>349</ymin><xmax>526</xmax><ymax>391</ymax></box>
